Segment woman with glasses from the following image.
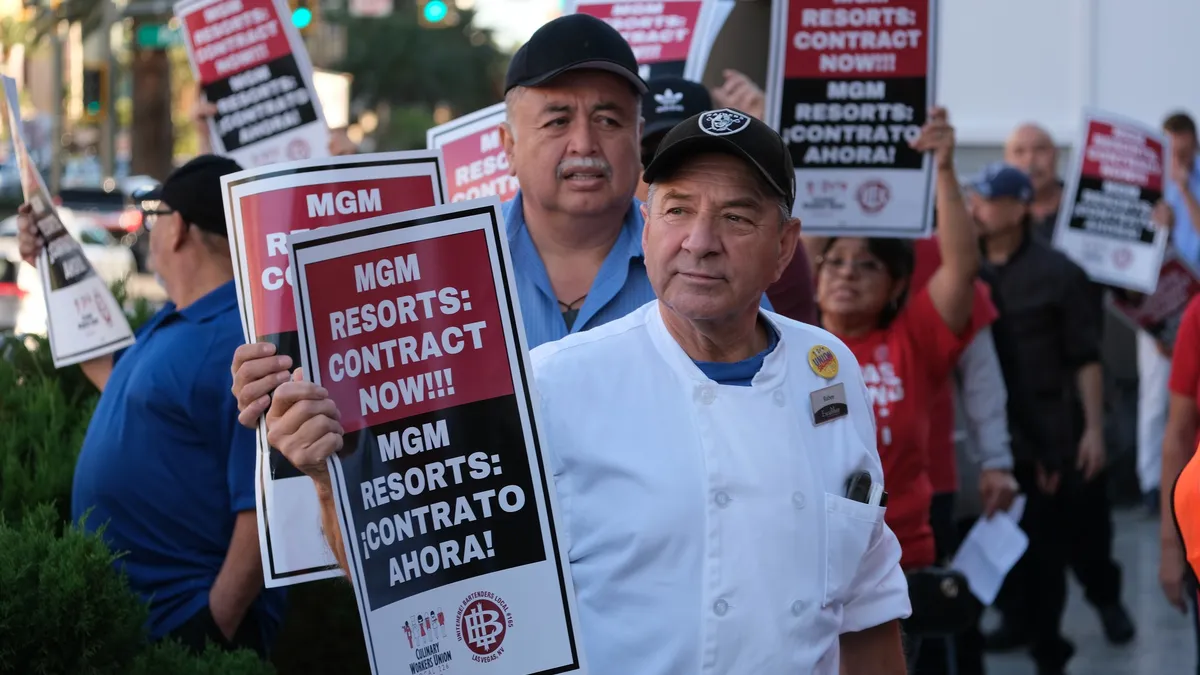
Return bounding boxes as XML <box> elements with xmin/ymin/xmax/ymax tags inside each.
<box><xmin>809</xmin><ymin>108</ymin><xmax>981</xmax><ymax>624</ymax></box>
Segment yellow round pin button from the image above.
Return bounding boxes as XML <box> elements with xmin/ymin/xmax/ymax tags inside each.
<box><xmin>808</xmin><ymin>345</ymin><xmax>838</xmax><ymax>379</ymax></box>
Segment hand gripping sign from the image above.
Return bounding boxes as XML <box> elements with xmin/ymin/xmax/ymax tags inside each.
<box><xmin>286</xmin><ymin>197</ymin><xmax>586</xmax><ymax>674</ymax></box>
<box><xmin>764</xmin><ymin>0</ymin><xmax>939</xmax><ymax>237</ymax></box>
<box><xmin>1</xmin><ymin>76</ymin><xmax>135</xmax><ymax>367</ymax></box>
<box><xmin>221</xmin><ymin>151</ymin><xmax>450</xmax><ymax>587</ymax></box>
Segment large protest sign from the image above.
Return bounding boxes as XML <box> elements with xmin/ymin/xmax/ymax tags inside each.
<box><xmin>1</xmin><ymin>76</ymin><xmax>135</xmax><ymax>367</ymax></box>
<box><xmin>176</xmin><ymin>0</ymin><xmax>330</xmax><ymax>168</ymax></box>
<box><xmin>287</xmin><ymin>198</ymin><xmax>585</xmax><ymax>675</ymax></box>
<box><xmin>426</xmin><ymin>103</ymin><xmax>519</xmax><ymax>204</ymax></box>
<box><xmin>1108</xmin><ymin>248</ymin><xmax>1200</xmax><ymax>352</ymax></box>
<box><xmin>1053</xmin><ymin>109</ymin><xmax>1170</xmax><ymax>293</ymax></box>
<box><xmin>566</xmin><ymin>0</ymin><xmax>730</xmax><ymax>81</ymax></box>
<box><xmin>222</xmin><ymin>151</ymin><xmax>450</xmax><ymax>587</ymax></box>
<box><xmin>765</xmin><ymin>0</ymin><xmax>939</xmax><ymax>237</ymax></box>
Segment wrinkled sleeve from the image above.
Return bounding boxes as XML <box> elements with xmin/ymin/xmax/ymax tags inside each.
<box><xmin>955</xmin><ymin>327</ymin><xmax>1014</xmax><ymax>471</ymax></box>
<box><xmin>840</xmin><ymin>353</ymin><xmax>912</xmax><ymax>632</ymax></box>
<box><xmin>1061</xmin><ymin>263</ymin><xmax>1104</xmax><ymax>370</ymax></box>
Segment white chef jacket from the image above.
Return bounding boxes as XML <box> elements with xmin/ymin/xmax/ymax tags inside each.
<box><xmin>530</xmin><ymin>301</ymin><xmax>911</xmax><ymax>675</ymax></box>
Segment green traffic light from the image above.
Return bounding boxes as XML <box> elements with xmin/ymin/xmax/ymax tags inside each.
<box><xmin>292</xmin><ymin>7</ymin><xmax>313</xmax><ymax>28</ymax></box>
<box><xmin>87</xmin><ymin>101</ymin><xmax>101</xmax><ymax>114</ymax></box>
<box><xmin>423</xmin><ymin>0</ymin><xmax>447</xmax><ymax>22</ymax></box>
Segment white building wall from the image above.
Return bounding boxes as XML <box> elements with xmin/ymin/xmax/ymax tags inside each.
<box><xmin>940</xmin><ymin>0</ymin><xmax>1200</xmax><ymax>149</ymax></box>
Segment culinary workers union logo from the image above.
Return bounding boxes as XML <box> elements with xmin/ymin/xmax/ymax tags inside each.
<box><xmin>698</xmin><ymin>108</ymin><xmax>751</xmax><ymax>136</ymax></box>
<box><xmin>456</xmin><ymin>591</ymin><xmax>513</xmax><ymax>662</ymax></box>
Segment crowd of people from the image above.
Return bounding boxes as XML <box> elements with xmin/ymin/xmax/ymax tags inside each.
<box><xmin>15</xmin><ymin>11</ymin><xmax>1200</xmax><ymax>675</ymax></box>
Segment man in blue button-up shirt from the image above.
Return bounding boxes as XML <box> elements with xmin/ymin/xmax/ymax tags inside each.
<box><xmin>17</xmin><ymin>155</ymin><xmax>285</xmax><ymax>657</ymax></box>
<box><xmin>232</xmin><ymin>14</ymin><xmax>772</xmax><ymax>420</ymax></box>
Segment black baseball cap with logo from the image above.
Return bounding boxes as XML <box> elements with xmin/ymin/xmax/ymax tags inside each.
<box><xmin>641</xmin><ymin>76</ymin><xmax>712</xmax><ymax>143</ymax></box>
<box><xmin>643</xmin><ymin>108</ymin><xmax>796</xmax><ymax>211</ymax></box>
<box><xmin>133</xmin><ymin>154</ymin><xmax>243</xmax><ymax>237</ymax></box>
<box><xmin>504</xmin><ymin>14</ymin><xmax>648</xmax><ymax>95</ymax></box>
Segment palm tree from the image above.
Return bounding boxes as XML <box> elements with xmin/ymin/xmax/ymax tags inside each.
<box><xmin>21</xmin><ymin>0</ymin><xmax>174</xmax><ymax>181</ymax></box>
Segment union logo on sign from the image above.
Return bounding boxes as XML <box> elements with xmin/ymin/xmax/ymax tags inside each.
<box><xmin>455</xmin><ymin>591</ymin><xmax>514</xmax><ymax>663</ymax></box>
<box><xmin>286</xmin><ymin>138</ymin><xmax>312</xmax><ymax>161</ymax></box>
<box><xmin>857</xmin><ymin>179</ymin><xmax>890</xmax><ymax>214</ymax></box>
<box><xmin>1112</xmin><ymin>246</ymin><xmax>1133</xmax><ymax>270</ymax></box>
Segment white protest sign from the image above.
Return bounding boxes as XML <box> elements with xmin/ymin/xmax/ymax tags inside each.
<box><xmin>286</xmin><ymin>198</ymin><xmax>586</xmax><ymax>674</ymax></box>
<box><xmin>221</xmin><ymin>151</ymin><xmax>450</xmax><ymax>587</ymax></box>
<box><xmin>175</xmin><ymin>0</ymin><xmax>331</xmax><ymax>168</ymax></box>
<box><xmin>425</xmin><ymin>102</ymin><xmax>519</xmax><ymax>204</ymax></box>
<box><xmin>1</xmin><ymin>75</ymin><xmax>135</xmax><ymax>367</ymax></box>
<box><xmin>764</xmin><ymin>0</ymin><xmax>939</xmax><ymax>237</ymax></box>
<box><xmin>1052</xmin><ymin>108</ymin><xmax>1170</xmax><ymax>293</ymax></box>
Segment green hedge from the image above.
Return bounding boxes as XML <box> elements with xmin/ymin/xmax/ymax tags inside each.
<box><xmin>0</xmin><ymin>281</ymin><xmax>369</xmax><ymax>674</ymax></box>
<box><xmin>0</xmin><ymin>504</ymin><xmax>276</xmax><ymax>675</ymax></box>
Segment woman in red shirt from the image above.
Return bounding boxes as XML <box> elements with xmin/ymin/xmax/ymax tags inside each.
<box><xmin>1161</xmin><ymin>292</ymin><xmax>1200</xmax><ymax>675</ymax></box>
<box><xmin>813</xmin><ymin>108</ymin><xmax>982</xmax><ymax>572</ymax></box>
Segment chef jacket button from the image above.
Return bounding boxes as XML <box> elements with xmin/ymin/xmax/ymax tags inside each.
<box><xmin>696</xmin><ymin>386</ymin><xmax>716</xmax><ymax>405</ymax></box>
<box><xmin>791</xmin><ymin>600</ymin><xmax>805</xmax><ymax>616</ymax></box>
<box><xmin>773</xmin><ymin>390</ymin><xmax>786</xmax><ymax>406</ymax></box>
<box><xmin>792</xmin><ymin>492</ymin><xmax>806</xmax><ymax>509</ymax></box>
<box><xmin>714</xmin><ymin>491</ymin><xmax>730</xmax><ymax>508</ymax></box>
<box><xmin>713</xmin><ymin>599</ymin><xmax>729</xmax><ymax>616</ymax></box>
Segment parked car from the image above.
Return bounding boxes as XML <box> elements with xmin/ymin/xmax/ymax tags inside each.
<box><xmin>0</xmin><ymin>253</ymin><xmax>22</xmax><ymax>333</ymax></box>
<box><xmin>56</xmin><ymin>186</ymin><xmax>148</xmax><ymax>272</ymax></box>
<box><xmin>0</xmin><ymin>208</ymin><xmax>138</xmax><ymax>339</ymax></box>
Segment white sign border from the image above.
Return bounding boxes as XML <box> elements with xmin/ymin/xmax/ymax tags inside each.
<box><xmin>1051</xmin><ymin>106</ymin><xmax>1170</xmax><ymax>294</ymax></box>
<box><xmin>764</xmin><ymin>0</ymin><xmax>940</xmax><ymax>239</ymax></box>
<box><xmin>287</xmin><ymin>197</ymin><xmax>586</xmax><ymax>675</ymax></box>
<box><xmin>219</xmin><ymin>150</ymin><xmax>451</xmax><ymax>588</ymax></box>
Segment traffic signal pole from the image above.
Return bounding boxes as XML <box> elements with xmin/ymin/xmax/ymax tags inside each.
<box><xmin>49</xmin><ymin>20</ymin><xmax>63</xmax><ymax>195</ymax></box>
<box><xmin>99</xmin><ymin>0</ymin><xmax>118</xmax><ymax>181</ymax></box>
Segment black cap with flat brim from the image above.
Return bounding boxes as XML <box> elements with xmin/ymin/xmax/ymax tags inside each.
<box><xmin>504</xmin><ymin>14</ymin><xmax>648</xmax><ymax>95</ymax></box>
<box><xmin>643</xmin><ymin>108</ymin><xmax>796</xmax><ymax>211</ymax></box>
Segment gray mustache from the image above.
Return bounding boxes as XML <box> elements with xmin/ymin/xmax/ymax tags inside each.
<box><xmin>557</xmin><ymin>157</ymin><xmax>612</xmax><ymax>179</ymax></box>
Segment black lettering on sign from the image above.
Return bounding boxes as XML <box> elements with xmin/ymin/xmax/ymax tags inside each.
<box><xmin>340</xmin><ymin>395</ymin><xmax>545</xmax><ymax>610</ymax></box>
<box><xmin>203</xmin><ymin>56</ymin><xmax>318</xmax><ymax>151</ymax></box>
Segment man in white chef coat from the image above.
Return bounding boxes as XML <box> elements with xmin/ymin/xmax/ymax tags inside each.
<box><xmin>262</xmin><ymin>109</ymin><xmax>911</xmax><ymax>674</ymax></box>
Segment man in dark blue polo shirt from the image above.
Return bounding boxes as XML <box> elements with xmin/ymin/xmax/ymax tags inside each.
<box><xmin>16</xmin><ymin>154</ymin><xmax>284</xmax><ymax>657</ymax></box>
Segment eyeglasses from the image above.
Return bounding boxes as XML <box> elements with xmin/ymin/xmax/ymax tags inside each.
<box><xmin>817</xmin><ymin>256</ymin><xmax>887</xmax><ymax>276</ymax></box>
<box><xmin>141</xmin><ymin>207</ymin><xmax>176</xmax><ymax>230</ymax></box>
<box><xmin>130</xmin><ymin>184</ymin><xmax>175</xmax><ymax>230</ymax></box>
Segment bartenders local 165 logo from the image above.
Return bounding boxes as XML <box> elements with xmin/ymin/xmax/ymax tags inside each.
<box><xmin>455</xmin><ymin>591</ymin><xmax>514</xmax><ymax>663</ymax></box>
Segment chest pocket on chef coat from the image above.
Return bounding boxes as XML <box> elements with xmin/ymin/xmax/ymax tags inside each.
<box><xmin>823</xmin><ymin>494</ymin><xmax>885</xmax><ymax>607</ymax></box>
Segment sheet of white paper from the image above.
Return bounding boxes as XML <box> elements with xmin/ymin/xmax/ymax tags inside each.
<box><xmin>950</xmin><ymin>496</ymin><xmax>1029</xmax><ymax>606</ymax></box>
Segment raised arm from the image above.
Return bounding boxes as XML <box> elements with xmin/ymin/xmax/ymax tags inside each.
<box><xmin>913</xmin><ymin>108</ymin><xmax>980</xmax><ymax>334</ymax></box>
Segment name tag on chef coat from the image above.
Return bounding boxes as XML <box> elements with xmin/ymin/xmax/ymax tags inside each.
<box><xmin>810</xmin><ymin>382</ymin><xmax>849</xmax><ymax>426</ymax></box>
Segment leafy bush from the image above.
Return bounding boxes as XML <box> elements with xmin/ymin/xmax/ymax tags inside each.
<box><xmin>0</xmin><ymin>278</ymin><xmax>157</xmax><ymax>524</ymax></box>
<box><xmin>0</xmin><ymin>335</ymin><xmax>98</xmax><ymax>524</ymax></box>
<box><xmin>0</xmin><ymin>505</ymin><xmax>147</xmax><ymax>675</ymax></box>
<box><xmin>0</xmin><ymin>279</ymin><xmax>360</xmax><ymax>674</ymax></box>
<box><xmin>129</xmin><ymin>639</ymin><xmax>276</xmax><ymax>675</ymax></box>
